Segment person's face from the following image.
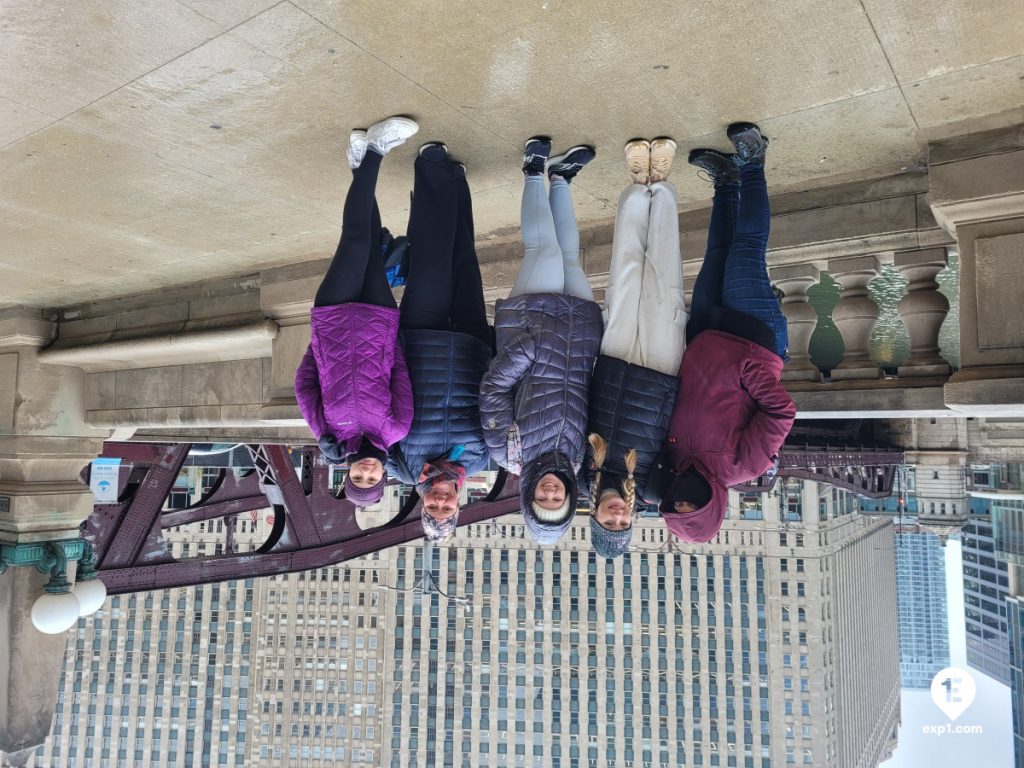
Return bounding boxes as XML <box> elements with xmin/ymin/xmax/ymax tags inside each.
<box><xmin>422</xmin><ymin>481</ymin><xmax>459</xmax><ymax>520</ymax></box>
<box><xmin>595</xmin><ymin>494</ymin><xmax>632</xmax><ymax>531</ymax></box>
<box><xmin>348</xmin><ymin>458</ymin><xmax>384</xmax><ymax>488</ymax></box>
<box><xmin>533</xmin><ymin>473</ymin><xmax>567</xmax><ymax>511</ymax></box>
<box><xmin>673</xmin><ymin>501</ymin><xmax>698</xmax><ymax>514</ymax></box>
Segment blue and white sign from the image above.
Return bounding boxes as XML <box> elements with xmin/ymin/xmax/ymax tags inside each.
<box><xmin>90</xmin><ymin>457</ymin><xmax>121</xmax><ymax>503</ymax></box>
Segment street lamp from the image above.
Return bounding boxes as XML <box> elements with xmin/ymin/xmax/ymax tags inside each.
<box><xmin>30</xmin><ymin>542</ymin><xmax>81</xmax><ymax>635</ymax></box>
<box><xmin>71</xmin><ymin>541</ymin><xmax>107</xmax><ymax>617</ymax></box>
<box><xmin>0</xmin><ymin>538</ymin><xmax>107</xmax><ymax>634</ymax></box>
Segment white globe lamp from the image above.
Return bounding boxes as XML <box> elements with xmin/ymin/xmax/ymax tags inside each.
<box><xmin>72</xmin><ymin>577</ymin><xmax>107</xmax><ymax>617</ymax></box>
<box><xmin>31</xmin><ymin>590</ymin><xmax>82</xmax><ymax>634</ymax></box>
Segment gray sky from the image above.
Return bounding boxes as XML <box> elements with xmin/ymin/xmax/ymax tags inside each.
<box><xmin>881</xmin><ymin>539</ymin><xmax>1014</xmax><ymax>767</ymax></box>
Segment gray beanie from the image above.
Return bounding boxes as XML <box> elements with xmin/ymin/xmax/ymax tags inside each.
<box><xmin>520</xmin><ymin>457</ymin><xmax>577</xmax><ymax>546</ymax></box>
<box><xmin>590</xmin><ymin>516</ymin><xmax>632</xmax><ymax>559</ymax></box>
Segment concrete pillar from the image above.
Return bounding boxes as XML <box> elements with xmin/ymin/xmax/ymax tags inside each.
<box><xmin>929</xmin><ymin>126</ymin><xmax>1024</xmax><ymax>416</ymax></box>
<box><xmin>0</xmin><ymin>307</ymin><xmax>109</xmax><ymax>756</ymax></box>
<box><xmin>828</xmin><ymin>255</ymin><xmax>882</xmax><ymax>381</ymax></box>
<box><xmin>258</xmin><ymin>262</ymin><xmax>320</xmax><ymax>424</ymax></box>
<box><xmin>772</xmin><ymin>264</ymin><xmax>822</xmax><ymax>383</ymax></box>
<box><xmin>0</xmin><ymin>566</ymin><xmax>77</xmax><ymax>757</ymax></box>
<box><xmin>895</xmin><ymin>248</ymin><xmax>951</xmax><ymax>378</ymax></box>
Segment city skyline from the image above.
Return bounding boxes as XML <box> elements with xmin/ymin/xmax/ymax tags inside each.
<box><xmin>23</xmin><ymin>475</ymin><xmax>906</xmax><ymax>768</ymax></box>
<box><xmin>12</xmin><ymin>444</ymin><xmax>1024</xmax><ymax>768</ymax></box>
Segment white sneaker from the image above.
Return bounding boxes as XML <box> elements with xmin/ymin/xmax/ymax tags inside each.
<box><xmin>347</xmin><ymin>129</ymin><xmax>368</xmax><ymax>170</ymax></box>
<box><xmin>366</xmin><ymin>116</ymin><xmax>419</xmax><ymax>155</ymax></box>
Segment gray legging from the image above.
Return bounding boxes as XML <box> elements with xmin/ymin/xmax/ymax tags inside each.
<box><xmin>509</xmin><ymin>175</ymin><xmax>594</xmax><ymax>300</ymax></box>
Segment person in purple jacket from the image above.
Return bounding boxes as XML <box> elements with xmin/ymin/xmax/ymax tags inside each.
<box><xmin>294</xmin><ymin>115</ymin><xmax>419</xmax><ymax>507</ymax></box>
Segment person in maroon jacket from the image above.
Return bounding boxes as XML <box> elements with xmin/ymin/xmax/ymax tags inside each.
<box><xmin>660</xmin><ymin>122</ymin><xmax>796</xmax><ymax>543</ymax></box>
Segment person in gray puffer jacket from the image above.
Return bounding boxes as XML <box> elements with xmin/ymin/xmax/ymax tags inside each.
<box><xmin>480</xmin><ymin>136</ymin><xmax>604</xmax><ymax>545</ymax></box>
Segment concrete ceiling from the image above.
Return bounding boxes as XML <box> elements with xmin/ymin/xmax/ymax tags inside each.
<box><xmin>1</xmin><ymin>0</ymin><xmax>1022</xmax><ymax>308</ymax></box>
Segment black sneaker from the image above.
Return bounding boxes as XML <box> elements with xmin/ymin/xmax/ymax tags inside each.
<box><xmin>418</xmin><ymin>141</ymin><xmax>448</xmax><ymax>162</ymax></box>
<box><xmin>726</xmin><ymin>122</ymin><xmax>769</xmax><ymax>166</ymax></box>
<box><xmin>547</xmin><ymin>145</ymin><xmax>596</xmax><ymax>182</ymax></box>
<box><xmin>522</xmin><ymin>136</ymin><xmax>552</xmax><ymax>176</ymax></box>
<box><xmin>688</xmin><ymin>148</ymin><xmax>740</xmax><ymax>186</ymax></box>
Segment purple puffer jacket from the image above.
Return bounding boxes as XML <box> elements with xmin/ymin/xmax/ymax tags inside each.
<box><xmin>294</xmin><ymin>302</ymin><xmax>414</xmax><ymax>454</ymax></box>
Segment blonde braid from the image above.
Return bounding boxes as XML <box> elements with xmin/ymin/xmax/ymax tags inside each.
<box><xmin>587</xmin><ymin>433</ymin><xmax>607</xmax><ymax>513</ymax></box>
<box><xmin>623</xmin><ymin>448</ymin><xmax>638</xmax><ymax>518</ymax></box>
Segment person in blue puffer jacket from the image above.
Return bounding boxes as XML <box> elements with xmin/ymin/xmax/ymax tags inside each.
<box><xmin>386</xmin><ymin>142</ymin><xmax>494</xmax><ymax>542</ymax></box>
<box><xmin>480</xmin><ymin>137</ymin><xmax>604</xmax><ymax>546</ymax></box>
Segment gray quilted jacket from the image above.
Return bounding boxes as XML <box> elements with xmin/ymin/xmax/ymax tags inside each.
<box><xmin>480</xmin><ymin>293</ymin><xmax>604</xmax><ymax>475</ymax></box>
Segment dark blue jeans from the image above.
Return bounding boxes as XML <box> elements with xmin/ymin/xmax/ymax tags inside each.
<box><xmin>689</xmin><ymin>162</ymin><xmax>788</xmax><ymax>358</ymax></box>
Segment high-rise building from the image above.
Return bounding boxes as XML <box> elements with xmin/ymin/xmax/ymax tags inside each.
<box><xmin>993</xmin><ymin>498</ymin><xmax>1024</xmax><ymax>568</ymax></box>
<box><xmin>29</xmin><ymin>491</ymin><xmax>388</xmax><ymax>768</ymax></box>
<box><xmin>905</xmin><ymin>449</ymin><xmax>970</xmax><ymax>533</ymax></box>
<box><xmin>1007</xmin><ymin>565</ymin><xmax>1024</xmax><ymax>768</ymax></box>
<box><xmin>247</xmin><ymin>557</ymin><xmax>387</xmax><ymax>765</ymax></box>
<box><xmin>962</xmin><ymin>517</ymin><xmax>1012</xmax><ymax>684</ymax></box>
<box><xmin>385</xmin><ymin>480</ymin><xmax>900</xmax><ymax>768</ymax></box>
<box><xmin>30</xmin><ymin>516</ymin><xmax>267</xmax><ymax>768</ymax></box>
<box><xmin>29</xmin><ymin>473</ymin><xmax>900</xmax><ymax>768</ymax></box>
<box><xmin>893</xmin><ymin>525</ymin><xmax>949</xmax><ymax>688</ymax></box>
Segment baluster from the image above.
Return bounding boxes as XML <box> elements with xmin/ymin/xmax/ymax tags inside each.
<box><xmin>807</xmin><ymin>273</ymin><xmax>843</xmax><ymax>382</ymax></box>
<box><xmin>867</xmin><ymin>264</ymin><xmax>910</xmax><ymax>378</ymax></box>
<box><xmin>771</xmin><ymin>264</ymin><xmax>823</xmax><ymax>383</ymax></box>
<box><xmin>935</xmin><ymin>248</ymin><xmax>961</xmax><ymax>371</ymax></box>
<box><xmin>828</xmin><ymin>255</ymin><xmax>882</xmax><ymax>381</ymax></box>
<box><xmin>895</xmin><ymin>248</ymin><xmax>951</xmax><ymax>377</ymax></box>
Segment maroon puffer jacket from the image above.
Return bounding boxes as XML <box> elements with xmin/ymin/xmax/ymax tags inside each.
<box><xmin>661</xmin><ymin>330</ymin><xmax>795</xmax><ymax>543</ymax></box>
<box><xmin>294</xmin><ymin>302</ymin><xmax>413</xmax><ymax>454</ymax></box>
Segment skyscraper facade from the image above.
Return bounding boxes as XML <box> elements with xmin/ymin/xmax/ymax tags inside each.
<box><xmin>1007</xmin><ymin>592</ymin><xmax>1024</xmax><ymax>768</ymax></box>
<box><xmin>31</xmin><ymin>521</ymin><xmax>266</xmax><ymax>768</ymax></box>
<box><xmin>962</xmin><ymin>517</ymin><xmax>1012</xmax><ymax>684</ymax></box>
<box><xmin>247</xmin><ymin>557</ymin><xmax>387</xmax><ymax>765</ymax></box>
<box><xmin>385</xmin><ymin>481</ymin><xmax>900</xmax><ymax>768</ymax></box>
<box><xmin>30</xmin><ymin>475</ymin><xmax>900</xmax><ymax>768</ymax></box>
<box><xmin>894</xmin><ymin>526</ymin><xmax>949</xmax><ymax>688</ymax></box>
<box><xmin>30</xmin><ymin>509</ymin><xmax>387</xmax><ymax>768</ymax></box>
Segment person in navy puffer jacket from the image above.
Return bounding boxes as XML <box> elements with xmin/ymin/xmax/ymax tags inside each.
<box><xmin>386</xmin><ymin>142</ymin><xmax>494</xmax><ymax>541</ymax></box>
<box><xmin>585</xmin><ymin>137</ymin><xmax>687</xmax><ymax>560</ymax></box>
<box><xmin>294</xmin><ymin>116</ymin><xmax>418</xmax><ymax>507</ymax></box>
<box><xmin>480</xmin><ymin>137</ymin><xmax>604</xmax><ymax>546</ymax></box>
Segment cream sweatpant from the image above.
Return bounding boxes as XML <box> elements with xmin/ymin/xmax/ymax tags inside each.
<box><xmin>600</xmin><ymin>181</ymin><xmax>687</xmax><ymax>375</ymax></box>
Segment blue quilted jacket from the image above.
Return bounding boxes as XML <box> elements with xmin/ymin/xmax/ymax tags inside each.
<box><xmin>387</xmin><ymin>329</ymin><xmax>493</xmax><ymax>484</ymax></box>
<box><xmin>480</xmin><ymin>293</ymin><xmax>603</xmax><ymax>474</ymax></box>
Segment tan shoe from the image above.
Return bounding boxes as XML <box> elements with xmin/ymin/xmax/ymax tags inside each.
<box><xmin>649</xmin><ymin>137</ymin><xmax>677</xmax><ymax>183</ymax></box>
<box><xmin>624</xmin><ymin>139</ymin><xmax>650</xmax><ymax>185</ymax></box>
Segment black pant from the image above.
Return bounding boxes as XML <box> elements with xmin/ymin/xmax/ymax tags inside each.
<box><xmin>399</xmin><ymin>155</ymin><xmax>490</xmax><ymax>346</ymax></box>
<box><xmin>314</xmin><ymin>150</ymin><xmax>396</xmax><ymax>309</ymax></box>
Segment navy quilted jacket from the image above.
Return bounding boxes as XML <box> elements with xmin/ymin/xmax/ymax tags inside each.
<box><xmin>585</xmin><ymin>355</ymin><xmax>679</xmax><ymax>500</ymax></box>
<box><xmin>387</xmin><ymin>329</ymin><xmax>494</xmax><ymax>484</ymax></box>
<box><xmin>480</xmin><ymin>293</ymin><xmax>603</xmax><ymax>473</ymax></box>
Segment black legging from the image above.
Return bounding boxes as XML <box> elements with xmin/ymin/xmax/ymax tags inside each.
<box><xmin>314</xmin><ymin>150</ymin><xmax>396</xmax><ymax>309</ymax></box>
<box><xmin>399</xmin><ymin>154</ymin><xmax>490</xmax><ymax>346</ymax></box>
